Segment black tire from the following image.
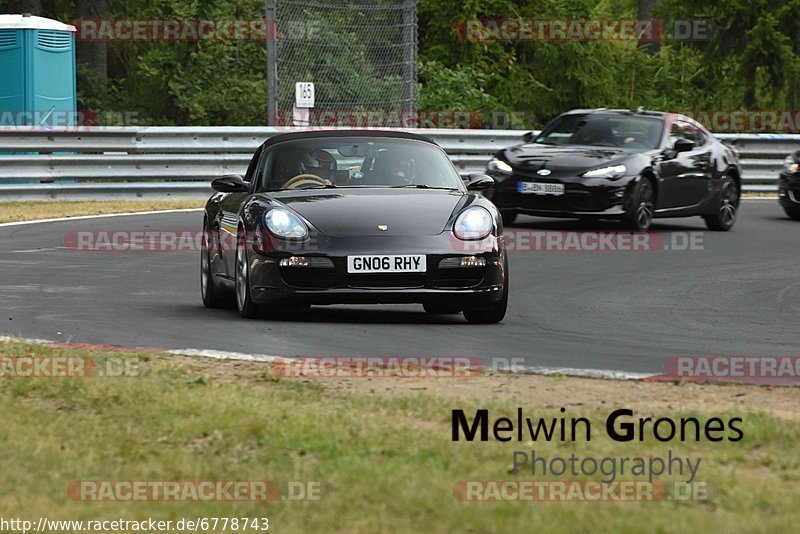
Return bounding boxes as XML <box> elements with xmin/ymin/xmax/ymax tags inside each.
<box><xmin>703</xmin><ymin>176</ymin><xmax>739</xmax><ymax>231</ymax></box>
<box><xmin>463</xmin><ymin>257</ymin><xmax>508</xmax><ymax>324</ymax></box>
<box><xmin>423</xmin><ymin>302</ymin><xmax>461</xmax><ymax>315</ymax></box>
<box><xmin>783</xmin><ymin>205</ymin><xmax>800</xmax><ymax>220</ymax></box>
<box><xmin>623</xmin><ymin>177</ymin><xmax>655</xmax><ymax>231</ymax></box>
<box><xmin>235</xmin><ymin>228</ymin><xmax>261</xmax><ymax>319</ymax></box>
<box><xmin>500</xmin><ymin>210</ymin><xmax>518</xmax><ymax>227</ymax></box>
<box><xmin>201</xmin><ymin>219</ymin><xmax>228</xmax><ymax>308</ymax></box>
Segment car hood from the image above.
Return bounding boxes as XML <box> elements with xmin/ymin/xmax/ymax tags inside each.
<box><xmin>501</xmin><ymin>143</ymin><xmax>631</xmax><ymax>174</ymax></box>
<box><xmin>268</xmin><ymin>188</ymin><xmax>469</xmax><ymax>237</ymax></box>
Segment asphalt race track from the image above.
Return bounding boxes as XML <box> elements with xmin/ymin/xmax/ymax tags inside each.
<box><xmin>1</xmin><ymin>200</ymin><xmax>798</xmax><ymax>374</ymax></box>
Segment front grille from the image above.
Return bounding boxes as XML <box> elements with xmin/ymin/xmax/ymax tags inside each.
<box><xmin>280</xmin><ymin>268</ymin><xmax>338</xmax><ymax>288</ymax></box>
<box><xmin>278</xmin><ymin>257</ymin><xmax>487</xmax><ymax>290</ymax></box>
<box><xmin>347</xmin><ymin>274</ymin><xmax>426</xmax><ymax>289</ymax></box>
<box><xmin>495</xmin><ymin>177</ymin><xmax>613</xmax><ymax>212</ymax></box>
<box><xmin>512</xmin><ymin>192</ymin><xmax>608</xmax><ymax>212</ymax></box>
<box><xmin>431</xmin><ymin>268</ymin><xmax>484</xmax><ymax>288</ymax></box>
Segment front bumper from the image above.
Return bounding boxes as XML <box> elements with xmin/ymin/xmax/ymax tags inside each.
<box><xmin>778</xmin><ymin>170</ymin><xmax>800</xmax><ymax>208</ymax></box>
<box><xmin>246</xmin><ymin>233</ymin><xmax>506</xmax><ymax>308</ymax></box>
<box><xmin>486</xmin><ymin>172</ymin><xmax>632</xmax><ymax>218</ymax></box>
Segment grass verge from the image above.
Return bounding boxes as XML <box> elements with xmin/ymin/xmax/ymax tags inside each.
<box><xmin>0</xmin><ymin>201</ymin><xmax>202</xmax><ymax>224</ymax></box>
<box><xmin>0</xmin><ymin>339</ymin><xmax>797</xmax><ymax>532</ymax></box>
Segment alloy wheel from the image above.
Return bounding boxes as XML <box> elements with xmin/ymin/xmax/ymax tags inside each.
<box><xmin>719</xmin><ymin>181</ymin><xmax>738</xmax><ymax>226</ymax></box>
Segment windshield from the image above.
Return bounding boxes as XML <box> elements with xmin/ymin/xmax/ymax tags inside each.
<box><xmin>256</xmin><ymin>137</ymin><xmax>463</xmax><ymax>192</ymax></box>
<box><xmin>534</xmin><ymin>114</ymin><xmax>664</xmax><ymax>149</ymax></box>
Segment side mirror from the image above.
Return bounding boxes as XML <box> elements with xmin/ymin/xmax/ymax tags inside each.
<box><xmin>673</xmin><ymin>138</ymin><xmax>694</xmax><ymax>153</ymax></box>
<box><xmin>463</xmin><ymin>173</ymin><xmax>495</xmax><ymax>191</ymax></box>
<box><xmin>211</xmin><ymin>174</ymin><xmax>249</xmax><ymax>193</ymax></box>
<box><xmin>522</xmin><ymin>131</ymin><xmax>534</xmax><ymax>143</ymax></box>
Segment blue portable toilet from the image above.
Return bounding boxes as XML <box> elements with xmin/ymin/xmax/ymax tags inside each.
<box><xmin>0</xmin><ymin>14</ymin><xmax>77</xmax><ymax>129</ymax></box>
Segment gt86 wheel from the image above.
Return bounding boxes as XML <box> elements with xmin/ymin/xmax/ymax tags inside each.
<box><xmin>703</xmin><ymin>176</ymin><xmax>739</xmax><ymax>231</ymax></box>
<box><xmin>623</xmin><ymin>177</ymin><xmax>655</xmax><ymax>231</ymax></box>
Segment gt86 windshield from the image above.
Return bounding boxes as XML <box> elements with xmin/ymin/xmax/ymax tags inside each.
<box><xmin>535</xmin><ymin>114</ymin><xmax>664</xmax><ymax>149</ymax></box>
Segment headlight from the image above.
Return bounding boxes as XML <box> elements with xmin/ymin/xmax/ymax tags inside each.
<box><xmin>487</xmin><ymin>158</ymin><xmax>513</xmax><ymax>174</ymax></box>
<box><xmin>265</xmin><ymin>209</ymin><xmax>308</xmax><ymax>239</ymax></box>
<box><xmin>453</xmin><ymin>207</ymin><xmax>494</xmax><ymax>240</ymax></box>
<box><xmin>784</xmin><ymin>155</ymin><xmax>799</xmax><ymax>173</ymax></box>
<box><xmin>582</xmin><ymin>164</ymin><xmax>627</xmax><ymax>180</ymax></box>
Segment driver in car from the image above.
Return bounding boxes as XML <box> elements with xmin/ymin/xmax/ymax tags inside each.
<box><xmin>282</xmin><ymin>149</ymin><xmax>337</xmax><ymax>189</ymax></box>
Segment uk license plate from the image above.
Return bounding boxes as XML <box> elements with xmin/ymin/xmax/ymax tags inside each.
<box><xmin>347</xmin><ymin>255</ymin><xmax>426</xmax><ymax>273</ymax></box>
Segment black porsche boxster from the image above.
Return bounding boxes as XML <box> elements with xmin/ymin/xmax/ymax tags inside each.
<box><xmin>484</xmin><ymin>109</ymin><xmax>742</xmax><ymax>231</ymax></box>
<box><xmin>201</xmin><ymin>130</ymin><xmax>508</xmax><ymax>323</ymax></box>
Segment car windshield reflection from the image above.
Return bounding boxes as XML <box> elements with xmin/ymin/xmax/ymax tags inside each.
<box><xmin>257</xmin><ymin>137</ymin><xmax>464</xmax><ymax>192</ymax></box>
<box><xmin>535</xmin><ymin>114</ymin><xmax>664</xmax><ymax>150</ymax></box>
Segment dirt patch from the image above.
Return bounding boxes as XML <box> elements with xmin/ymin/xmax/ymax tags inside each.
<box><xmin>169</xmin><ymin>355</ymin><xmax>800</xmax><ymax>420</ymax></box>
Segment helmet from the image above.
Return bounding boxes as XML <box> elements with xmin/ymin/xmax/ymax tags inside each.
<box><xmin>299</xmin><ymin>149</ymin><xmax>336</xmax><ymax>180</ymax></box>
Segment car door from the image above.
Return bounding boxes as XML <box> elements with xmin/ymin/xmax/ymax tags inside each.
<box><xmin>658</xmin><ymin>121</ymin><xmax>712</xmax><ymax>210</ymax></box>
<box><xmin>220</xmin><ymin>147</ymin><xmax>264</xmax><ymax>276</ymax></box>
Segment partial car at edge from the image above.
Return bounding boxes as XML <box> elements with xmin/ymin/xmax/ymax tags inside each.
<box><xmin>779</xmin><ymin>150</ymin><xmax>800</xmax><ymax>220</ymax></box>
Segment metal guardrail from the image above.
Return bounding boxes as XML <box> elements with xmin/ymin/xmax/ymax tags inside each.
<box><xmin>0</xmin><ymin>127</ymin><xmax>795</xmax><ymax>200</ymax></box>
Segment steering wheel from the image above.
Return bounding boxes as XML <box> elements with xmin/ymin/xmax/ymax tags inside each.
<box><xmin>282</xmin><ymin>174</ymin><xmax>331</xmax><ymax>190</ymax></box>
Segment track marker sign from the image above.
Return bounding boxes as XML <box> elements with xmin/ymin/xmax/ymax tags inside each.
<box><xmin>295</xmin><ymin>82</ymin><xmax>315</xmax><ymax>108</ymax></box>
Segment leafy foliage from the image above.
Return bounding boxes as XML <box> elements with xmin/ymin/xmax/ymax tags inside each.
<box><xmin>1</xmin><ymin>0</ymin><xmax>798</xmax><ymax>127</ymax></box>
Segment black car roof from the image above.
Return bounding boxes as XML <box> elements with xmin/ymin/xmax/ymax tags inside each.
<box><xmin>259</xmin><ymin>129</ymin><xmax>438</xmax><ymax>150</ymax></box>
<box><xmin>562</xmin><ymin>108</ymin><xmax>668</xmax><ymax>118</ymax></box>
<box><xmin>558</xmin><ymin>108</ymin><xmax>713</xmax><ymax>133</ymax></box>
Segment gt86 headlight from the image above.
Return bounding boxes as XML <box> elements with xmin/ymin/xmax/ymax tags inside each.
<box><xmin>453</xmin><ymin>207</ymin><xmax>494</xmax><ymax>240</ymax></box>
<box><xmin>582</xmin><ymin>164</ymin><xmax>627</xmax><ymax>180</ymax></box>
<box><xmin>487</xmin><ymin>157</ymin><xmax>513</xmax><ymax>174</ymax></box>
<box><xmin>265</xmin><ymin>208</ymin><xmax>308</xmax><ymax>239</ymax></box>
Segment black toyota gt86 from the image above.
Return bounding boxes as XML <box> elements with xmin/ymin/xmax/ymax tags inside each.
<box><xmin>201</xmin><ymin>130</ymin><xmax>508</xmax><ymax>323</ymax></box>
<box><xmin>779</xmin><ymin>149</ymin><xmax>800</xmax><ymax>220</ymax></box>
<box><xmin>485</xmin><ymin>109</ymin><xmax>742</xmax><ymax>231</ymax></box>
